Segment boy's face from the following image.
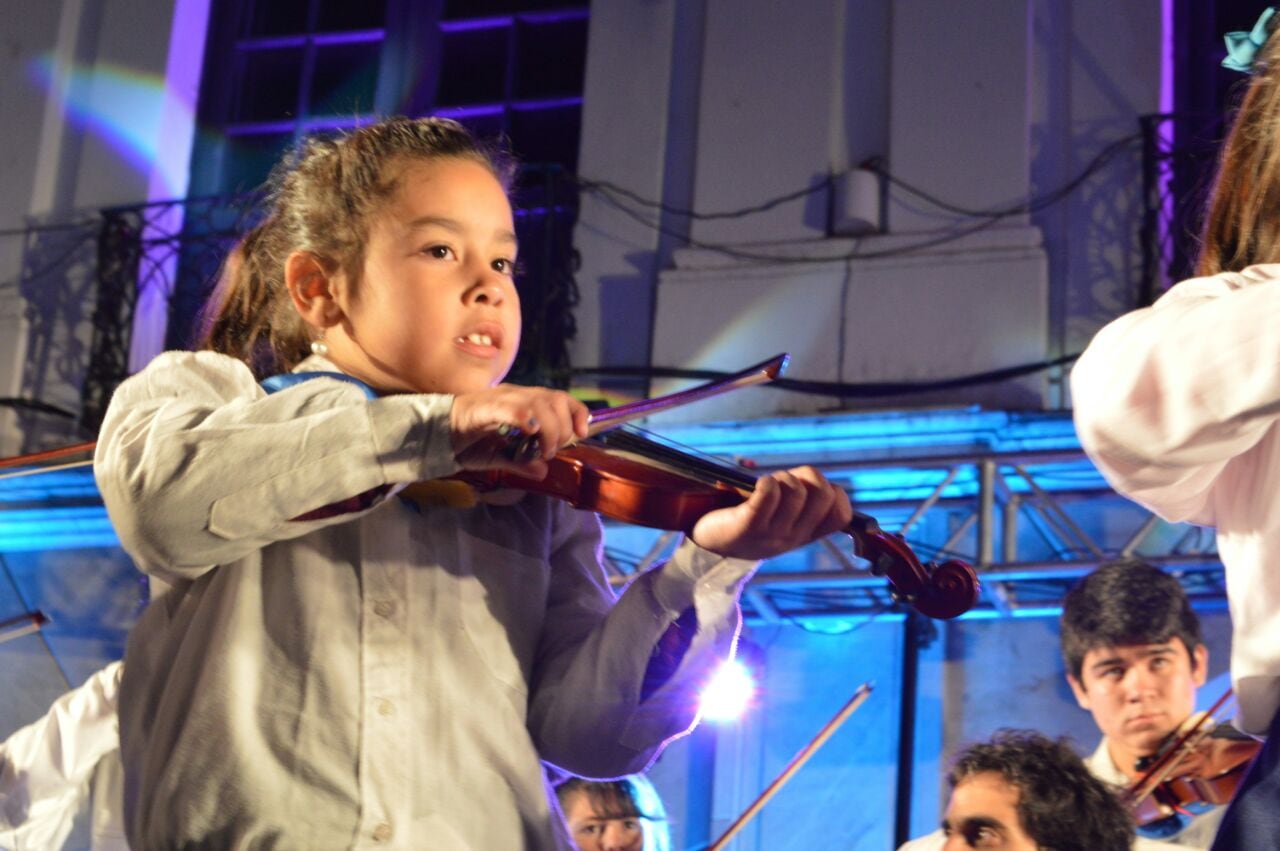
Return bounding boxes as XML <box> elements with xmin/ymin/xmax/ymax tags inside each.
<box><xmin>942</xmin><ymin>772</ymin><xmax>1038</xmax><ymax>850</ymax></box>
<box><xmin>328</xmin><ymin>156</ymin><xmax>521</xmax><ymax>395</ymax></box>
<box><xmin>1067</xmin><ymin>639</ymin><xmax>1207</xmax><ymax>760</ymax></box>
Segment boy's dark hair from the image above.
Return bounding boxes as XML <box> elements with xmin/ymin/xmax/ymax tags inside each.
<box><xmin>949</xmin><ymin>730</ymin><xmax>1133</xmax><ymax>851</ymax></box>
<box><xmin>1060</xmin><ymin>559</ymin><xmax>1202</xmax><ymax>681</ymax></box>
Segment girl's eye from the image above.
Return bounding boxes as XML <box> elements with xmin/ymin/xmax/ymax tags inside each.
<box><xmin>423</xmin><ymin>245</ymin><xmax>454</xmax><ymax>260</ymax></box>
<box><xmin>492</xmin><ymin>257</ymin><xmax>518</xmax><ymax>275</ymax></box>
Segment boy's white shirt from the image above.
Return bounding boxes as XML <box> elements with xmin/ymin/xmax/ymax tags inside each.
<box><xmin>94</xmin><ymin>351</ymin><xmax>758</xmax><ymax>850</ymax></box>
<box><xmin>1071</xmin><ymin>264</ymin><xmax>1280</xmax><ymax>736</ymax></box>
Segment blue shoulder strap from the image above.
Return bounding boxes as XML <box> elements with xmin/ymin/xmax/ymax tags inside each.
<box><xmin>260</xmin><ymin>371</ymin><xmax>377</xmax><ymax>400</ymax></box>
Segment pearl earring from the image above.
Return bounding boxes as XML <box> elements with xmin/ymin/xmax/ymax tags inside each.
<box><xmin>311</xmin><ymin>337</ymin><xmax>329</xmax><ymax>357</ymax></box>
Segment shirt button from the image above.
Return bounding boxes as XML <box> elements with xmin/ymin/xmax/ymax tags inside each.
<box><xmin>372</xmin><ymin>823</ymin><xmax>392</xmax><ymax>842</ymax></box>
<box><xmin>376</xmin><ymin>698</ymin><xmax>395</xmax><ymax>717</ymax></box>
<box><xmin>373</xmin><ymin>600</ymin><xmax>395</xmax><ymax>618</ymax></box>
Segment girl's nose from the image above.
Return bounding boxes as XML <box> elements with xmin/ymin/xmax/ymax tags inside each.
<box><xmin>464</xmin><ymin>279</ymin><xmax>506</xmax><ymax>307</ymax></box>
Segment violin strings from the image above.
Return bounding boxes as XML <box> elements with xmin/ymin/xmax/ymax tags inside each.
<box><xmin>598</xmin><ymin>427</ymin><xmax>759</xmax><ymax>491</ymax></box>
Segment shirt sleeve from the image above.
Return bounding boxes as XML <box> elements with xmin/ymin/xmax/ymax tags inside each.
<box><xmin>94</xmin><ymin>351</ymin><xmax>458</xmax><ymax>582</ymax></box>
<box><xmin>0</xmin><ymin>662</ymin><xmax>123</xmax><ymax>850</ymax></box>
<box><xmin>1070</xmin><ymin>270</ymin><xmax>1280</xmax><ymax>525</ymax></box>
<box><xmin>526</xmin><ymin>501</ymin><xmax>757</xmax><ymax>778</ymax></box>
<box><xmin>897</xmin><ymin>830</ymin><xmax>946</xmax><ymax>851</ymax></box>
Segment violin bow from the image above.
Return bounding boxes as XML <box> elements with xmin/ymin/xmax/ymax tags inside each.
<box><xmin>0</xmin><ymin>611</ymin><xmax>49</xmax><ymax>645</ymax></box>
<box><xmin>489</xmin><ymin>355</ymin><xmax>789</xmax><ymax>461</ymax></box>
<box><xmin>707</xmin><ymin>681</ymin><xmax>873</xmax><ymax>851</ymax></box>
<box><xmin>0</xmin><ymin>440</ymin><xmax>96</xmax><ymax>481</ymax></box>
<box><xmin>4</xmin><ymin>358</ymin><xmax>792</xmax><ymax>473</ymax></box>
<box><xmin>583</xmin><ymin>354</ymin><xmax>790</xmax><ymax>437</ymax></box>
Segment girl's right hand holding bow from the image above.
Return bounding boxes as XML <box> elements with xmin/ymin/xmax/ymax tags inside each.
<box><xmin>450</xmin><ymin>385</ymin><xmax>591</xmax><ymax>478</ymax></box>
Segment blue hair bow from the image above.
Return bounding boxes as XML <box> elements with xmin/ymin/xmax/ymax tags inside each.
<box><xmin>1224</xmin><ymin>7</ymin><xmax>1277</xmax><ymax>73</ymax></box>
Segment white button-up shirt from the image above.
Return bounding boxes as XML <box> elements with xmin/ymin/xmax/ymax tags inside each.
<box><xmin>95</xmin><ymin>351</ymin><xmax>756</xmax><ymax>850</ymax></box>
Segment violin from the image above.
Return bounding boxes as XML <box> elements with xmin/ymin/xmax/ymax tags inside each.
<box><xmin>1125</xmin><ymin>688</ymin><xmax>1261</xmax><ymax>829</ymax></box>
<box><xmin>0</xmin><ymin>354</ymin><xmax>980</xmax><ymax>620</ymax></box>
<box><xmin>442</xmin><ymin>355</ymin><xmax>980</xmax><ymax>620</ymax></box>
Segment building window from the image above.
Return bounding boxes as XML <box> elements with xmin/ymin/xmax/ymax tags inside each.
<box><xmin>174</xmin><ymin>0</ymin><xmax>589</xmax><ymax>384</ymax></box>
<box><xmin>190</xmin><ymin>0</ymin><xmax>589</xmax><ymax>196</ymax></box>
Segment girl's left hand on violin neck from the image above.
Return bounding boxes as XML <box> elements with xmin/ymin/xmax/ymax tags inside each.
<box><xmin>688</xmin><ymin>465</ymin><xmax>854</xmax><ymax>560</ymax></box>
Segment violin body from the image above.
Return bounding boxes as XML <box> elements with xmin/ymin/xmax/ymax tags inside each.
<box><xmin>1128</xmin><ymin>711</ymin><xmax>1261</xmax><ymax>828</ymax></box>
<box><xmin>457</xmin><ymin>438</ymin><xmax>742</xmax><ymax>531</ymax></box>
<box><xmin>454</xmin><ymin>426</ymin><xmax>980</xmax><ymax>620</ymax></box>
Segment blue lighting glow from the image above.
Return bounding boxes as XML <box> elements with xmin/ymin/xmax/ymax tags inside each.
<box><xmin>649</xmin><ymin>408</ymin><xmax>1083</xmax><ymax>463</ymax></box>
<box><xmin>0</xmin><ymin>506</ymin><xmax>120</xmax><ymax>552</ymax></box>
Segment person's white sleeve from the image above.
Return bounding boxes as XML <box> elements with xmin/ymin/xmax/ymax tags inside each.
<box><xmin>0</xmin><ymin>662</ymin><xmax>123</xmax><ymax>850</ymax></box>
<box><xmin>1071</xmin><ymin>272</ymin><xmax>1280</xmax><ymax>524</ymax></box>
<box><xmin>94</xmin><ymin>351</ymin><xmax>457</xmax><ymax>582</ymax></box>
<box><xmin>527</xmin><ymin>503</ymin><xmax>756</xmax><ymax>778</ymax></box>
<box><xmin>898</xmin><ymin>829</ymin><xmax>946</xmax><ymax>851</ymax></box>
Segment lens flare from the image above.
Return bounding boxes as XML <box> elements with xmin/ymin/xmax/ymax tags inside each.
<box><xmin>699</xmin><ymin>658</ymin><xmax>755</xmax><ymax>721</ymax></box>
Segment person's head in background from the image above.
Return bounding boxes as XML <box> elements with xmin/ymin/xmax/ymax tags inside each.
<box><xmin>555</xmin><ymin>775</ymin><xmax>670</xmax><ymax>851</ymax></box>
<box><xmin>1060</xmin><ymin>559</ymin><xmax>1207</xmax><ymax>777</ymax></box>
<box><xmin>943</xmin><ymin>730</ymin><xmax>1133</xmax><ymax>851</ymax></box>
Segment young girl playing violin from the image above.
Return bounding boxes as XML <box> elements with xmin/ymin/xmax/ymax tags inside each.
<box><xmin>92</xmin><ymin>116</ymin><xmax>852</xmax><ymax>849</ymax></box>
<box><xmin>1073</xmin><ymin>8</ymin><xmax>1280</xmax><ymax>850</ymax></box>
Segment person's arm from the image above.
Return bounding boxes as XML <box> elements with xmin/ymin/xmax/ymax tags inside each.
<box><xmin>0</xmin><ymin>662</ymin><xmax>123</xmax><ymax>848</ymax></box>
<box><xmin>1071</xmin><ymin>270</ymin><xmax>1280</xmax><ymax>524</ymax></box>
<box><xmin>94</xmin><ymin>351</ymin><xmax>458</xmax><ymax>582</ymax></box>
<box><xmin>526</xmin><ymin>503</ymin><xmax>756</xmax><ymax>778</ymax></box>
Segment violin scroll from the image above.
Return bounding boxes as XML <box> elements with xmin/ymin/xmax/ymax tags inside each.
<box><xmin>913</xmin><ymin>559</ymin><xmax>982</xmax><ymax>620</ymax></box>
<box><xmin>847</xmin><ymin>511</ymin><xmax>979</xmax><ymax>619</ymax></box>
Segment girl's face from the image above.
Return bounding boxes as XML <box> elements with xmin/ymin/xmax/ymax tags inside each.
<box><xmin>326</xmin><ymin>156</ymin><xmax>520</xmax><ymax>395</ymax></box>
<box><xmin>562</xmin><ymin>790</ymin><xmax>645</xmax><ymax>851</ymax></box>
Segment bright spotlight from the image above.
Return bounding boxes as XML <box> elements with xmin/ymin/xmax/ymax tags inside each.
<box><xmin>699</xmin><ymin>658</ymin><xmax>756</xmax><ymax>722</ymax></box>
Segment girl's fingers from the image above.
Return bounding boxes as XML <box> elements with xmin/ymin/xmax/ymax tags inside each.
<box><xmin>758</xmin><ymin>471</ymin><xmax>806</xmax><ymax>533</ymax></box>
<box><xmin>786</xmin><ymin>466</ymin><xmax>852</xmax><ymax>539</ymax></box>
<box><xmin>746</xmin><ymin>472</ymin><xmax>784</xmax><ymax>527</ymax></box>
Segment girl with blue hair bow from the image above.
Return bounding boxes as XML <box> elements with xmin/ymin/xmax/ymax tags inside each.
<box><xmin>1074</xmin><ymin>6</ymin><xmax>1280</xmax><ymax>851</ymax></box>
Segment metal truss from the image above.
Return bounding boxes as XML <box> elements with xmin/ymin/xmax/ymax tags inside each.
<box><xmin>602</xmin><ymin>444</ymin><xmax>1224</xmax><ymax>624</ymax></box>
